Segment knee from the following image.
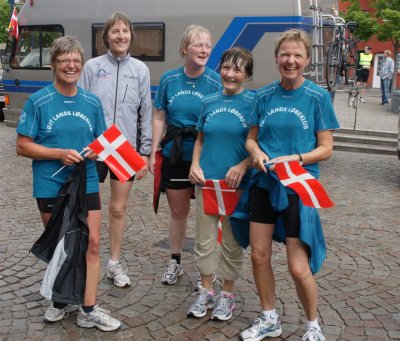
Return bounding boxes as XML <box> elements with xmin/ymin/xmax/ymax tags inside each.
<box><xmin>288</xmin><ymin>262</ymin><xmax>311</xmax><ymax>284</ymax></box>
<box><xmin>109</xmin><ymin>203</ymin><xmax>126</xmax><ymax>220</ymax></box>
<box><xmin>170</xmin><ymin>206</ymin><xmax>189</xmax><ymax>220</ymax></box>
<box><xmin>250</xmin><ymin>249</ymin><xmax>270</xmax><ymax>267</ymax></box>
<box><xmin>87</xmin><ymin>236</ymin><xmax>100</xmax><ymax>260</ymax></box>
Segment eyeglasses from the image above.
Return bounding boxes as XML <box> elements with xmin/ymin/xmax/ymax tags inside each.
<box><xmin>56</xmin><ymin>58</ymin><xmax>83</xmax><ymax>66</ymax></box>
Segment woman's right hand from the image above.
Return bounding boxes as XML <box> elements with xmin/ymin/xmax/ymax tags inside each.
<box><xmin>251</xmin><ymin>150</ymin><xmax>269</xmax><ymax>172</ymax></box>
<box><xmin>60</xmin><ymin>149</ymin><xmax>84</xmax><ymax>165</ymax></box>
<box><xmin>189</xmin><ymin>163</ymin><xmax>206</xmax><ymax>185</ymax></box>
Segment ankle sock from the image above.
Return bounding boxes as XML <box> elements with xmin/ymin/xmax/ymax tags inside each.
<box><xmin>53</xmin><ymin>302</ymin><xmax>67</xmax><ymax>309</ymax></box>
<box><xmin>108</xmin><ymin>259</ymin><xmax>118</xmax><ymax>268</ymax></box>
<box><xmin>306</xmin><ymin>318</ymin><xmax>320</xmax><ymax>330</ymax></box>
<box><xmin>82</xmin><ymin>305</ymin><xmax>95</xmax><ymax>313</ymax></box>
<box><xmin>171</xmin><ymin>253</ymin><xmax>181</xmax><ymax>265</ymax></box>
<box><xmin>262</xmin><ymin>309</ymin><xmax>277</xmax><ymax>320</ymax></box>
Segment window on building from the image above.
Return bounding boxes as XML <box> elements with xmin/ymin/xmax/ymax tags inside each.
<box><xmin>10</xmin><ymin>25</ymin><xmax>64</xmax><ymax>69</ymax></box>
<box><xmin>92</xmin><ymin>22</ymin><xmax>165</xmax><ymax>61</ymax></box>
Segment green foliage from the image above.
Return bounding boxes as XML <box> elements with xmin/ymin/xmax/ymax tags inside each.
<box><xmin>0</xmin><ymin>0</ymin><xmax>11</xmax><ymax>44</ymax></box>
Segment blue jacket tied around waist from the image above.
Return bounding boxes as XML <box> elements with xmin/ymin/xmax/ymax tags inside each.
<box><xmin>230</xmin><ymin>168</ymin><xmax>326</xmax><ymax>274</ymax></box>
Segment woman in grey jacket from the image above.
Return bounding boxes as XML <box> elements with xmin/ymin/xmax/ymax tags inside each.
<box><xmin>78</xmin><ymin>12</ymin><xmax>152</xmax><ymax>288</ymax></box>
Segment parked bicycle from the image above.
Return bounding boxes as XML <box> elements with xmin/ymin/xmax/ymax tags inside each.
<box><xmin>325</xmin><ymin>21</ymin><xmax>358</xmax><ymax>91</ymax></box>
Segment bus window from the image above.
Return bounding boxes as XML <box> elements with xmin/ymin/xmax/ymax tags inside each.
<box><xmin>92</xmin><ymin>22</ymin><xmax>165</xmax><ymax>61</ymax></box>
<box><xmin>11</xmin><ymin>25</ymin><xmax>63</xmax><ymax>69</ymax></box>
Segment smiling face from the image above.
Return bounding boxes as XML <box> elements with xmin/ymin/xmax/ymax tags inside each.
<box><xmin>276</xmin><ymin>39</ymin><xmax>310</xmax><ymax>90</ymax></box>
<box><xmin>106</xmin><ymin>20</ymin><xmax>131</xmax><ymax>58</ymax></box>
<box><xmin>184</xmin><ymin>33</ymin><xmax>212</xmax><ymax>69</ymax></box>
<box><xmin>52</xmin><ymin>51</ymin><xmax>83</xmax><ymax>89</ymax></box>
<box><xmin>221</xmin><ymin>61</ymin><xmax>248</xmax><ymax>95</ymax></box>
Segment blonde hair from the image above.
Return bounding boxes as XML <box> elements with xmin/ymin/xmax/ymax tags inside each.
<box><xmin>179</xmin><ymin>25</ymin><xmax>211</xmax><ymax>58</ymax></box>
<box><xmin>275</xmin><ymin>29</ymin><xmax>311</xmax><ymax>58</ymax></box>
<box><xmin>384</xmin><ymin>50</ymin><xmax>392</xmax><ymax>57</ymax></box>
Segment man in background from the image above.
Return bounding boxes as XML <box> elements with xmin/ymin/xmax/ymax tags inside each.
<box><xmin>380</xmin><ymin>50</ymin><xmax>394</xmax><ymax>106</ymax></box>
<box><xmin>357</xmin><ymin>46</ymin><xmax>373</xmax><ymax>103</ymax></box>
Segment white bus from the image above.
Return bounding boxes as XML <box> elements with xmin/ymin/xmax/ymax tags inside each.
<box><xmin>1</xmin><ymin>0</ymin><xmax>338</xmax><ymax>126</ymax></box>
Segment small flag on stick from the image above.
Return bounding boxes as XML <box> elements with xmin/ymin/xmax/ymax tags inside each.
<box><xmin>88</xmin><ymin>124</ymin><xmax>145</xmax><ymax>183</ymax></box>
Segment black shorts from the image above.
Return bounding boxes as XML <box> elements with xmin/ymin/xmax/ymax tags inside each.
<box><xmin>248</xmin><ymin>186</ymin><xmax>300</xmax><ymax>238</ymax></box>
<box><xmin>36</xmin><ymin>192</ymin><xmax>101</xmax><ymax>213</ymax></box>
<box><xmin>96</xmin><ymin>161</ymin><xmax>135</xmax><ymax>183</ymax></box>
<box><xmin>357</xmin><ymin>68</ymin><xmax>370</xmax><ymax>83</ymax></box>
<box><xmin>162</xmin><ymin>156</ymin><xmax>193</xmax><ymax>190</ymax></box>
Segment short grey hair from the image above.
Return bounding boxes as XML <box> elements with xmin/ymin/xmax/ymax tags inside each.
<box><xmin>50</xmin><ymin>35</ymin><xmax>84</xmax><ymax>67</ymax></box>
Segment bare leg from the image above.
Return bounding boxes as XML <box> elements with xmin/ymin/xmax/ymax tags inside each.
<box><xmin>108</xmin><ymin>179</ymin><xmax>134</xmax><ymax>261</ymax></box>
<box><xmin>83</xmin><ymin>210</ymin><xmax>102</xmax><ymax>306</ymax></box>
<box><xmin>286</xmin><ymin>238</ymin><xmax>318</xmax><ymax>321</ymax></box>
<box><xmin>165</xmin><ymin>188</ymin><xmax>192</xmax><ymax>254</ymax></box>
<box><xmin>250</xmin><ymin>222</ymin><xmax>276</xmax><ymax>310</ymax></box>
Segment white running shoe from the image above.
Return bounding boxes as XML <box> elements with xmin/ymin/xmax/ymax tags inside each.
<box><xmin>106</xmin><ymin>262</ymin><xmax>131</xmax><ymax>287</ymax></box>
<box><xmin>44</xmin><ymin>304</ymin><xmax>79</xmax><ymax>322</ymax></box>
<box><xmin>161</xmin><ymin>259</ymin><xmax>183</xmax><ymax>285</ymax></box>
<box><xmin>76</xmin><ymin>305</ymin><xmax>121</xmax><ymax>331</ymax></box>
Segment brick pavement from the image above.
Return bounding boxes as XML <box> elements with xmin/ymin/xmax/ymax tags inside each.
<box><xmin>0</xmin><ymin>113</ymin><xmax>399</xmax><ymax>340</ymax></box>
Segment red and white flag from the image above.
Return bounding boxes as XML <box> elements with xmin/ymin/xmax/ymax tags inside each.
<box><xmin>8</xmin><ymin>7</ymin><xmax>19</xmax><ymax>40</ymax></box>
<box><xmin>88</xmin><ymin>124</ymin><xmax>145</xmax><ymax>183</ymax></box>
<box><xmin>202</xmin><ymin>180</ymin><xmax>239</xmax><ymax>216</ymax></box>
<box><xmin>274</xmin><ymin>160</ymin><xmax>334</xmax><ymax>208</ymax></box>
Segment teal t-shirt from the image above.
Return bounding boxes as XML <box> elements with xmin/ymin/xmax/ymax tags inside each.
<box><xmin>250</xmin><ymin>80</ymin><xmax>340</xmax><ymax>189</ymax></box>
<box><xmin>16</xmin><ymin>84</ymin><xmax>106</xmax><ymax>198</ymax></box>
<box><xmin>154</xmin><ymin>66</ymin><xmax>222</xmax><ymax>161</ymax></box>
<box><xmin>197</xmin><ymin>90</ymin><xmax>255</xmax><ymax>188</ymax></box>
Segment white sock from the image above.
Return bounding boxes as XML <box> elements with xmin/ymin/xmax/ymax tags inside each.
<box><xmin>108</xmin><ymin>259</ymin><xmax>118</xmax><ymax>268</ymax></box>
<box><xmin>306</xmin><ymin>318</ymin><xmax>320</xmax><ymax>330</ymax></box>
<box><xmin>262</xmin><ymin>309</ymin><xmax>277</xmax><ymax>320</ymax></box>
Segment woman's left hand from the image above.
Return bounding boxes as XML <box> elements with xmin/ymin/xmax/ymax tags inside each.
<box><xmin>83</xmin><ymin>147</ymin><xmax>98</xmax><ymax>160</ymax></box>
<box><xmin>225</xmin><ymin>162</ymin><xmax>248</xmax><ymax>188</ymax></box>
<box><xmin>136</xmin><ymin>156</ymin><xmax>149</xmax><ymax>179</ymax></box>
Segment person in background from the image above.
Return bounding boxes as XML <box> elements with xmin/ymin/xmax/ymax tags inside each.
<box><xmin>78</xmin><ymin>12</ymin><xmax>152</xmax><ymax>288</ymax></box>
<box><xmin>16</xmin><ymin>35</ymin><xmax>120</xmax><ymax>331</ymax></box>
<box><xmin>187</xmin><ymin>47</ymin><xmax>254</xmax><ymax>321</ymax></box>
<box><xmin>240</xmin><ymin>29</ymin><xmax>339</xmax><ymax>341</ymax></box>
<box><xmin>149</xmin><ymin>25</ymin><xmax>221</xmax><ymax>288</ymax></box>
<box><xmin>356</xmin><ymin>46</ymin><xmax>373</xmax><ymax>103</ymax></box>
<box><xmin>380</xmin><ymin>49</ymin><xmax>394</xmax><ymax>106</ymax></box>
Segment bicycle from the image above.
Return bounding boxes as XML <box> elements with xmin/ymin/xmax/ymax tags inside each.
<box><xmin>325</xmin><ymin>21</ymin><xmax>358</xmax><ymax>91</ymax></box>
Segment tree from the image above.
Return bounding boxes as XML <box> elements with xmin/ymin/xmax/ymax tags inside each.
<box><xmin>341</xmin><ymin>0</ymin><xmax>400</xmax><ymax>90</ymax></box>
<box><xmin>0</xmin><ymin>0</ymin><xmax>11</xmax><ymax>44</ymax></box>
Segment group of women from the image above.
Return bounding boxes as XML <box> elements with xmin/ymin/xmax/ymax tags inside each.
<box><xmin>16</xmin><ymin>10</ymin><xmax>338</xmax><ymax>341</ymax></box>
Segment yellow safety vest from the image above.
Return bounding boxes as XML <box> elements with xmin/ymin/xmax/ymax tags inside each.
<box><xmin>359</xmin><ymin>53</ymin><xmax>373</xmax><ymax>68</ymax></box>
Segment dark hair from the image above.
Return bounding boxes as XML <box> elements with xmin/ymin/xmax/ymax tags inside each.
<box><xmin>220</xmin><ymin>47</ymin><xmax>253</xmax><ymax>79</ymax></box>
<box><xmin>50</xmin><ymin>35</ymin><xmax>84</xmax><ymax>67</ymax></box>
<box><xmin>102</xmin><ymin>12</ymin><xmax>134</xmax><ymax>50</ymax></box>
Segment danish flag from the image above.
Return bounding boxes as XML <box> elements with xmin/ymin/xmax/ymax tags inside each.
<box><xmin>88</xmin><ymin>125</ymin><xmax>145</xmax><ymax>183</ymax></box>
<box><xmin>8</xmin><ymin>7</ymin><xmax>19</xmax><ymax>40</ymax></box>
<box><xmin>274</xmin><ymin>160</ymin><xmax>334</xmax><ymax>208</ymax></box>
<box><xmin>202</xmin><ymin>180</ymin><xmax>239</xmax><ymax>216</ymax></box>
<box><xmin>217</xmin><ymin>217</ymin><xmax>223</xmax><ymax>245</ymax></box>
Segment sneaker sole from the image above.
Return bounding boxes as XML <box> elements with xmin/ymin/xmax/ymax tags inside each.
<box><xmin>161</xmin><ymin>269</ymin><xmax>184</xmax><ymax>285</ymax></box>
<box><xmin>240</xmin><ymin>327</ymin><xmax>282</xmax><ymax>341</ymax></box>
<box><xmin>187</xmin><ymin>310</ymin><xmax>208</xmax><ymax>318</ymax></box>
<box><xmin>106</xmin><ymin>274</ymin><xmax>131</xmax><ymax>288</ymax></box>
<box><xmin>77</xmin><ymin>318</ymin><xmax>121</xmax><ymax>332</ymax></box>
<box><xmin>44</xmin><ymin>315</ymin><xmax>65</xmax><ymax>322</ymax></box>
<box><xmin>210</xmin><ymin>312</ymin><xmax>232</xmax><ymax>321</ymax></box>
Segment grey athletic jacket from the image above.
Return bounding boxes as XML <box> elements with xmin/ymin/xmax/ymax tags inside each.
<box><xmin>78</xmin><ymin>51</ymin><xmax>152</xmax><ymax>155</ymax></box>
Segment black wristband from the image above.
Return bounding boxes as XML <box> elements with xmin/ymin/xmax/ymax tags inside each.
<box><xmin>297</xmin><ymin>154</ymin><xmax>303</xmax><ymax>165</ymax></box>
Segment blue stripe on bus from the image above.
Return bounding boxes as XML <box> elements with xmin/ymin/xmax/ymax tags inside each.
<box><xmin>208</xmin><ymin>16</ymin><xmax>311</xmax><ymax>70</ymax></box>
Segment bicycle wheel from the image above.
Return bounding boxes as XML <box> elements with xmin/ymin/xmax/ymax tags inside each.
<box><xmin>326</xmin><ymin>42</ymin><xmax>341</xmax><ymax>91</ymax></box>
<box><xmin>344</xmin><ymin>41</ymin><xmax>358</xmax><ymax>86</ymax></box>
